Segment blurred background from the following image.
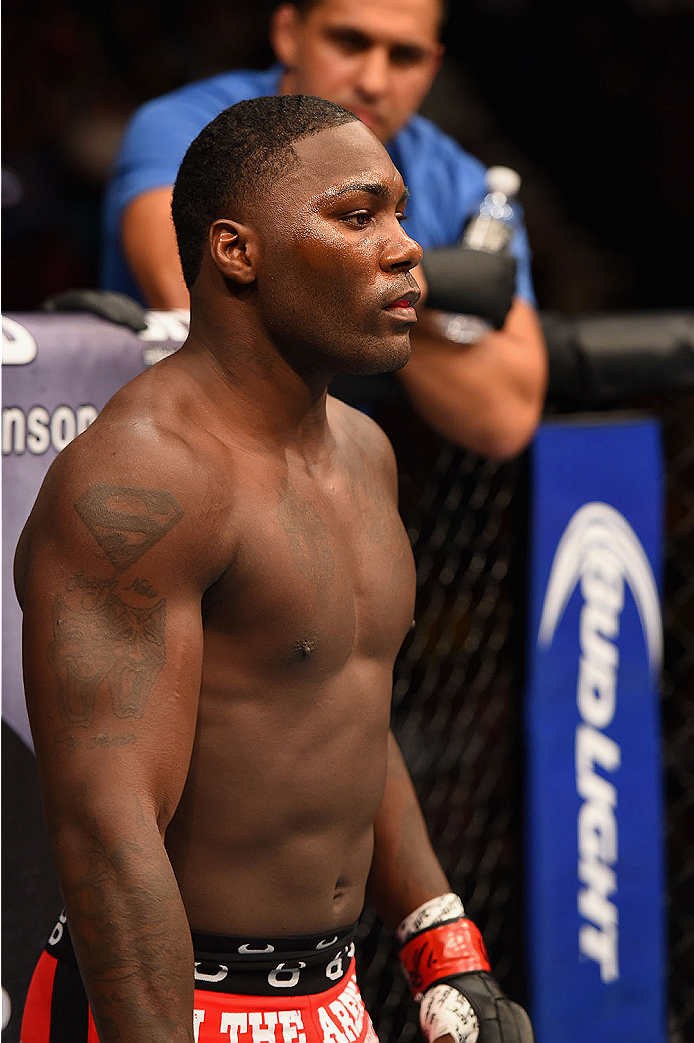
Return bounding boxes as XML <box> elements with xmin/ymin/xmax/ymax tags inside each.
<box><xmin>2</xmin><ymin>0</ymin><xmax>694</xmax><ymax>315</ymax></box>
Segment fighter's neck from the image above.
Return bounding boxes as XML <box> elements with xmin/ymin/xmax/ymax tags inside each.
<box><xmin>174</xmin><ymin>331</ymin><xmax>336</xmax><ymax>456</ymax></box>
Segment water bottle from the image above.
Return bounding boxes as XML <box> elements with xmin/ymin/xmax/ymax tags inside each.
<box><xmin>462</xmin><ymin>165</ymin><xmax>521</xmax><ymax>253</ymax></box>
<box><xmin>437</xmin><ymin>166</ymin><xmax>521</xmax><ymax>343</ymax></box>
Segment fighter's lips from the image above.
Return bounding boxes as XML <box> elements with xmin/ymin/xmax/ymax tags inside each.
<box><xmin>384</xmin><ymin>289</ymin><xmax>420</xmax><ymax>310</ymax></box>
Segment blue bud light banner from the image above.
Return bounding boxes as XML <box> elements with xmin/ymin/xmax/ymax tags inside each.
<box><xmin>525</xmin><ymin>418</ymin><xmax>665</xmax><ymax>1043</ymax></box>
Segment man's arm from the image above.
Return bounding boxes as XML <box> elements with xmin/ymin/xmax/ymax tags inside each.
<box><xmin>397</xmin><ymin>294</ymin><xmax>547</xmax><ymax>459</ymax></box>
<box><xmin>121</xmin><ymin>186</ymin><xmax>189</xmax><ymax>308</ymax></box>
<box><xmin>367</xmin><ymin>731</ymin><xmax>534</xmax><ymax>1042</ymax></box>
<box><xmin>367</xmin><ymin>730</ymin><xmax>450</xmax><ymax>928</ymax></box>
<box><xmin>16</xmin><ymin>436</ymin><xmax>216</xmax><ymax>1042</ymax></box>
<box><xmin>364</xmin><ymin>734</ymin><xmax>464</xmax><ymax>1040</ymax></box>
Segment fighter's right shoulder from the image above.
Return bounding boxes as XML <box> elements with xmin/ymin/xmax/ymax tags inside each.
<box><xmin>16</xmin><ymin>379</ymin><xmax>240</xmax><ymax>601</ymax></box>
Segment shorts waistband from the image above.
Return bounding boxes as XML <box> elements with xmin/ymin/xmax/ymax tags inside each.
<box><xmin>45</xmin><ymin>912</ymin><xmax>358</xmax><ymax>996</ymax></box>
<box><xmin>192</xmin><ymin>924</ymin><xmax>357</xmax><ymax>995</ymax></box>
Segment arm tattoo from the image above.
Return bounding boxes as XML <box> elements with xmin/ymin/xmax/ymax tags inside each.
<box><xmin>48</xmin><ymin>484</ymin><xmax>181</xmax><ymax>730</ymax></box>
<box><xmin>74</xmin><ymin>484</ymin><xmax>183</xmax><ymax>572</ymax></box>
<box><xmin>49</xmin><ymin>586</ymin><xmax>166</xmax><ymax>725</ymax></box>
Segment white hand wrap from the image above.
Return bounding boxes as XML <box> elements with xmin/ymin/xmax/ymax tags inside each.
<box><xmin>395</xmin><ymin>893</ymin><xmax>466</xmax><ymax>945</ymax></box>
<box><xmin>419</xmin><ymin>984</ymin><xmax>480</xmax><ymax>1043</ymax></box>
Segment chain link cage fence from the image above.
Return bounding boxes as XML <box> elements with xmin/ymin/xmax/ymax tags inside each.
<box><xmin>346</xmin><ymin>388</ymin><xmax>693</xmax><ymax>1043</ymax></box>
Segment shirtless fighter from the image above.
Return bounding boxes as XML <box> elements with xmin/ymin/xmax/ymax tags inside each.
<box><xmin>17</xmin><ymin>96</ymin><xmax>533</xmax><ymax>1043</ymax></box>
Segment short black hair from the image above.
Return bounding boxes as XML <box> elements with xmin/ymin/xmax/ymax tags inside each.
<box><xmin>171</xmin><ymin>94</ymin><xmax>358</xmax><ymax>289</ymax></box>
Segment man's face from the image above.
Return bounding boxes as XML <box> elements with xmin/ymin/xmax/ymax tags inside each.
<box><xmin>273</xmin><ymin>0</ymin><xmax>443</xmax><ymax>142</ymax></box>
<box><xmin>253</xmin><ymin>120</ymin><xmax>423</xmax><ymax>377</ymax></box>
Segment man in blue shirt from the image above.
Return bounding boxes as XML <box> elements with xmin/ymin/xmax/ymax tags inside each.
<box><xmin>102</xmin><ymin>0</ymin><xmax>546</xmax><ymax>456</ymax></box>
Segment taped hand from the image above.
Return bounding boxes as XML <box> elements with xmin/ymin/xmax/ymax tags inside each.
<box><xmin>422</xmin><ymin>974</ymin><xmax>534</xmax><ymax>1043</ymax></box>
<box><xmin>397</xmin><ymin>896</ymin><xmax>534</xmax><ymax>1043</ymax></box>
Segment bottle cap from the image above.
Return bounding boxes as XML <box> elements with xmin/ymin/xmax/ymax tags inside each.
<box><xmin>486</xmin><ymin>166</ymin><xmax>521</xmax><ymax>198</ymax></box>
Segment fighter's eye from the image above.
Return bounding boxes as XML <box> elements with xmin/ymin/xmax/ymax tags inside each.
<box><xmin>343</xmin><ymin>211</ymin><xmax>372</xmax><ymax>228</ymax></box>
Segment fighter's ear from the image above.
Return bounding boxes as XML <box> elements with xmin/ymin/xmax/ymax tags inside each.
<box><xmin>209</xmin><ymin>219</ymin><xmax>258</xmax><ymax>285</ymax></box>
<box><xmin>270</xmin><ymin>3</ymin><xmax>302</xmax><ymax>68</ymax></box>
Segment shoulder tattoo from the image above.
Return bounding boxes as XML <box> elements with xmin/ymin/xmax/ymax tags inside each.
<box><xmin>48</xmin><ymin>484</ymin><xmax>182</xmax><ymax>735</ymax></box>
<box><xmin>74</xmin><ymin>483</ymin><xmax>183</xmax><ymax>572</ymax></box>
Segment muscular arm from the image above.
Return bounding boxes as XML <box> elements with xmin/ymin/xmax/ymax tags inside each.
<box><xmin>121</xmin><ymin>187</ymin><xmax>189</xmax><ymax>308</ymax></box>
<box><xmin>16</xmin><ymin>440</ymin><xmax>214</xmax><ymax>1041</ymax></box>
<box><xmin>367</xmin><ymin>747</ymin><xmax>455</xmax><ymax>1043</ymax></box>
<box><xmin>397</xmin><ymin>295</ymin><xmax>547</xmax><ymax>459</ymax></box>
<box><xmin>354</xmin><ymin>406</ymin><xmax>532</xmax><ymax>1042</ymax></box>
<box><xmin>367</xmin><ymin>731</ymin><xmax>450</xmax><ymax>932</ymax></box>
<box><xmin>356</xmin><ymin>420</ymin><xmax>449</xmax><ymax>927</ymax></box>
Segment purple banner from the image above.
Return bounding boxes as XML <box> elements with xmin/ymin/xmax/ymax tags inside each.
<box><xmin>2</xmin><ymin>310</ymin><xmax>189</xmax><ymax>747</ymax></box>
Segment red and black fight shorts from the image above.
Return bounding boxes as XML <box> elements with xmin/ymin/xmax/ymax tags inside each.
<box><xmin>21</xmin><ymin>911</ymin><xmax>381</xmax><ymax>1043</ymax></box>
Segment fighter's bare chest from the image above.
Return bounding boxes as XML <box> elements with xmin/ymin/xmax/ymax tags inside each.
<box><xmin>202</xmin><ymin>465</ymin><xmax>415</xmax><ymax>670</ymax></box>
